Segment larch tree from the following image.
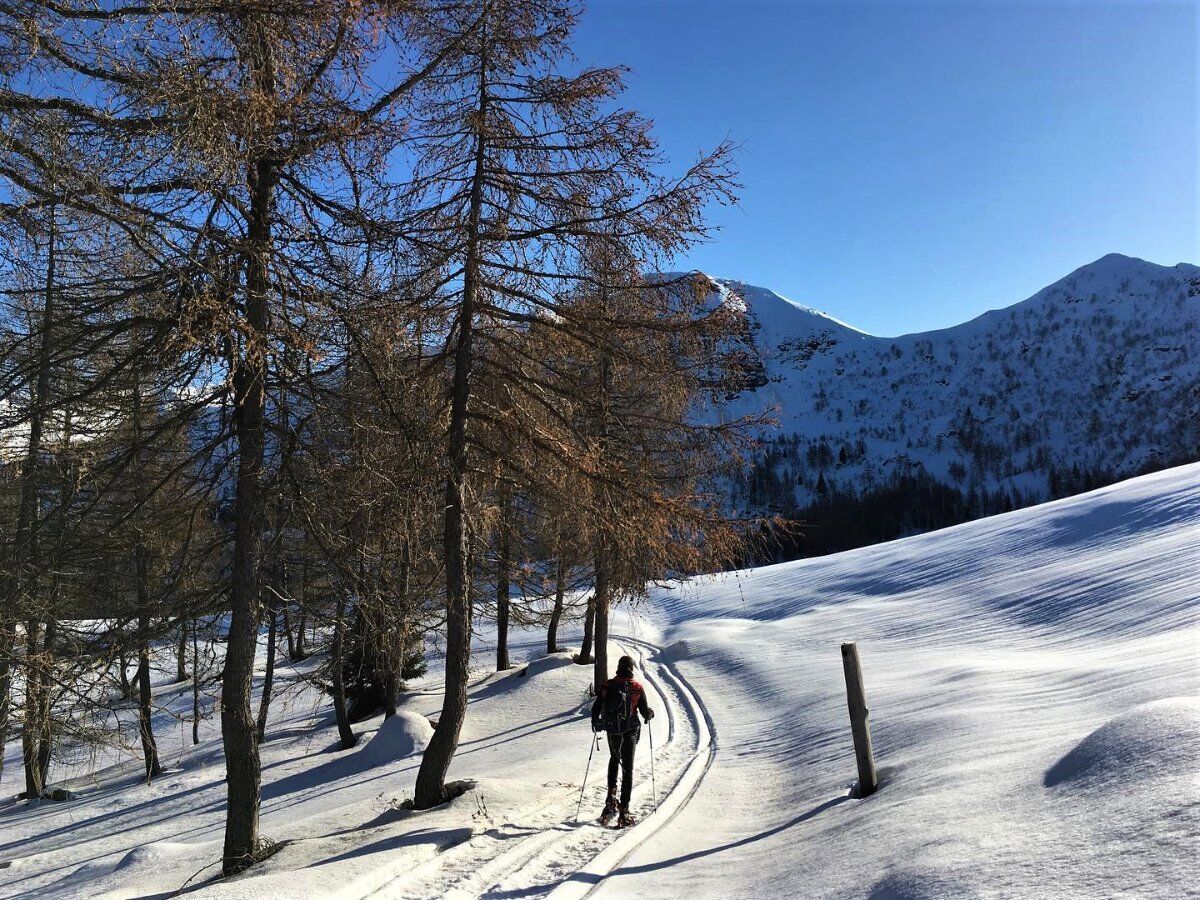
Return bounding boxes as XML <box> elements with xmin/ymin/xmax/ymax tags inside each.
<box><xmin>0</xmin><ymin>0</ymin><xmax>467</xmax><ymax>873</ymax></box>
<box><xmin>0</xmin><ymin>0</ymin><xmax>766</xmax><ymax>879</ymax></box>
<box><xmin>400</xmin><ymin>0</ymin><xmax>737</xmax><ymax>808</ymax></box>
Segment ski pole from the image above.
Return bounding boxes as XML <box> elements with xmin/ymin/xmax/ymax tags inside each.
<box><xmin>648</xmin><ymin>722</ymin><xmax>657</xmax><ymax>809</ymax></box>
<box><xmin>575</xmin><ymin>732</ymin><xmax>598</xmax><ymax>823</ymax></box>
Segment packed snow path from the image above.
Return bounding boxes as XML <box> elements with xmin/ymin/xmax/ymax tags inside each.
<box><xmin>0</xmin><ymin>630</ymin><xmax>715</xmax><ymax>900</ymax></box>
<box><xmin>356</xmin><ymin>635</ymin><xmax>711</xmax><ymax>900</ymax></box>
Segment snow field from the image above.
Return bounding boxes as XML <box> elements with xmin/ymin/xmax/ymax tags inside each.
<box><xmin>1</xmin><ymin>461</ymin><xmax>1197</xmax><ymax>898</ymax></box>
<box><xmin>592</xmin><ymin>463</ymin><xmax>1199</xmax><ymax>898</ymax></box>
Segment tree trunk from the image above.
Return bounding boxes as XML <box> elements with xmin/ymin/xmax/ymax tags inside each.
<box><xmin>11</xmin><ymin>203</ymin><xmax>56</xmax><ymax>801</ymax></box>
<box><xmin>22</xmin><ymin>621</ymin><xmax>44</xmax><ymax>799</ymax></box>
<box><xmin>292</xmin><ymin>561</ymin><xmax>308</xmax><ymax>662</ymax></box>
<box><xmin>495</xmin><ymin>494</ymin><xmax>511</xmax><ymax>672</ymax></box>
<box><xmin>588</xmin><ymin>290</ymin><xmax>614</xmax><ymax>692</ymax></box>
<box><xmin>35</xmin><ymin>618</ymin><xmax>56</xmax><ymax>788</ymax></box>
<box><xmin>192</xmin><ymin>616</ymin><xmax>202</xmax><ymax>746</ymax></box>
<box><xmin>294</xmin><ymin>607</ymin><xmax>308</xmax><ymax>660</ymax></box>
<box><xmin>0</xmin><ymin>621</ymin><xmax>14</xmax><ymax>784</ymax></box>
<box><xmin>118</xmin><ymin>650</ymin><xmax>134</xmax><ymax>700</ymax></box>
<box><xmin>295</xmin><ymin>610</ymin><xmax>308</xmax><ymax>660</ymax></box>
<box><xmin>256</xmin><ymin>591</ymin><xmax>278</xmax><ymax>745</ymax></box>
<box><xmin>221</xmin><ymin>18</ymin><xmax>275</xmax><ymax>873</ymax></box>
<box><xmin>130</xmin><ymin>371</ymin><xmax>162</xmax><ymax>785</ymax></box>
<box><xmin>413</xmin><ymin>22</ymin><xmax>488</xmax><ymax>810</ymax></box>
<box><xmin>547</xmin><ymin>557</ymin><xmax>565</xmax><ymax>654</ymax></box>
<box><xmin>592</xmin><ymin>554</ymin><xmax>611</xmax><ymax>696</ymax></box>
<box><xmin>330</xmin><ymin>595</ymin><xmax>356</xmax><ymax>750</ymax></box>
<box><xmin>176</xmin><ymin>619</ymin><xmax>188</xmax><ymax>682</ymax></box>
<box><xmin>382</xmin><ymin>547</ymin><xmax>411</xmax><ymax>720</ymax></box>
<box><xmin>281</xmin><ymin>599</ymin><xmax>297</xmax><ymax>662</ymax></box>
<box><xmin>382</xmin><ymin>666</ymin><xmax>399</xmax><ymax>719</ymax></box>
<box><xmin>136</xmin><ymin>602</ymin><xmax>162</xmax><ymax>783</ymax></box>
<box><xmin>578</xmin><ymin>594</ymin><xmax>595</xmax><ymax>664</ymax></box>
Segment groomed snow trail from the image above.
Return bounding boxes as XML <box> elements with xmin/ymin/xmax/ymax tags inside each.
<box><xmin>366</xmin><ymin>633</ymin><xmax>713</xmax><ymax>900</ymax></box>
<box><xmin>541</xmin><ymin>634</ymin><xmax>716</xmax><ymax>900</ymax></box>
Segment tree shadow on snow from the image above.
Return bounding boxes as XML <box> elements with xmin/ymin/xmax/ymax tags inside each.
<box><xmin>453</xmin><ymin>709</ymin><xmax>580</xmax><ymax>757</ymax></box>
<box><xmin>488</xmin><ymin>794</ymin><xmax>850</xmax><ymax>898</ymax></box>
<box><xmin>259</xmin><ymin>745</ymin><xmax>420</xmax><ymax>806</ymax></box>
<box><xmin>314</xmin><ymin>825</ymin><xmax>474</xmax><ymax>867</ymax></box>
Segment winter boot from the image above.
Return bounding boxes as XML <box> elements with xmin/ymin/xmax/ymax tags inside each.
<box><xmin>598</xmin><ymin>790</ymin><xmax>618</xmax><ymax>825</ymax></box>
<box><xmin>616</xmin><ymin>806</ymin><xmax>637</xmax><ymax>828</ymax></box>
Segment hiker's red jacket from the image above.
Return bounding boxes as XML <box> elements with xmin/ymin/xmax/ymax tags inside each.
<box><xmin>591</xmin><ymin>675</ymin><xmax>653</xmax><ymax>733</ymax></box>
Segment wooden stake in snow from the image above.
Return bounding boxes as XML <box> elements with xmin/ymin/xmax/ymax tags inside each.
<box><xmin>841</xmin><ymin>642</ymin><xmax>878</xmax><ymax>797</ymax></box>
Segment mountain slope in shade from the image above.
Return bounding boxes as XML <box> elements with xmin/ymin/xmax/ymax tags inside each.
<box><xmin>711</xmin><ymin>253</ymin><xmax>1200</xmax><ymax>511</ymax></box>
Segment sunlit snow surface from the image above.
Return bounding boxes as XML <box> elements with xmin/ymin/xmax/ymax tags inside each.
<box><xmin>1</xmin><ymin>464</ymin><xmax>1197</xmax><ymax>898</ymax></box>
<box><xmin>592</xmin><ymin>462</ymin><xmax>1199</xmax><ymax>900</ymax></box>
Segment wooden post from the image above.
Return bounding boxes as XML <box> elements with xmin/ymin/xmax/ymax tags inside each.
<box><xmin>841</xmin><ymin>642</ymin><xmax>878</xmax><ymax>797</ymax></box>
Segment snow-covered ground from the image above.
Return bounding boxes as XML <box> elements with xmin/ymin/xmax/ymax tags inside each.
<box><xmin>2</xmin><ymin>463</ymin><xmax>1197</xmax><ymax>898</ymax></box>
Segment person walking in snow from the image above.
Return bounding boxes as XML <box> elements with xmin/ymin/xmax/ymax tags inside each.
<box><xmin>591</xmin><ymin>654</ymin><xmax>655</xmax><ymax>827</ymax></box>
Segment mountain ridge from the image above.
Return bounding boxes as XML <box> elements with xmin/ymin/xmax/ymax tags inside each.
<box><xmin>707</xmin><ymin>252</ymin><xmax>1200</xmax><ymax>553</ymax></box>
<box><xmin>706</xmin><ymin>252</ymin><xmax>1198</xmax><ymax>340</ymax></box>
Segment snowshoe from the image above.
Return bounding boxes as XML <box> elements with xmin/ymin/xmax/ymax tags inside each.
<box><xmin>598</xmin><ymin>795</ymin><xmax>618</xmax><ymax>825</ymax></box>
<box><xmin>616</xmin><ymin>809</ymin><xmax>637</xmax><ymax>828</ymax></box>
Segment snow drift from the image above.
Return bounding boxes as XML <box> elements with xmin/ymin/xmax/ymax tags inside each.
<box><xmin>1042</xmin><ymin>697</ymin><xmax>1200</xmax><ymax>789</ymax></box>
<box><xmin>359</xmin><ymin>712</ymin><xmax>434</xmax><ymax>768</ymax></box>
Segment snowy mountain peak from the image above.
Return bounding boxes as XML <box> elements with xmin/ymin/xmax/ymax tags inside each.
<box><xmin>714</xmin><ymin>279</ymin><xmax>868</xmax><ymax>337</ymax></box>
<box><xmin>714</xmin><ymin>253</ymin><xmax>1200</xmax><ymax>522</ymax></box>
<box><xmin>1067</xmin><ymin>251</ymin><xmax>1195</xmax><ymax>280</ymax></box>
<box><xmin>1035</xmin><ymin>253</ymin><xmax>1197</xmax><ymax>306</ymax></box>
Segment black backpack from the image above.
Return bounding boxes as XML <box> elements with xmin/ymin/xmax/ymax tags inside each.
<box><xmin>597</xmin><ymin>679</ymin><xmax>636</xmax><ymax>734</ymax></box>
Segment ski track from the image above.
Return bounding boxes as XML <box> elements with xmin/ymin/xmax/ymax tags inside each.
<box><xmin>544</xmin><ymin>635</ymin><xmax>717</xmax><ymax>900</ymax></box>
<box><xmin>364</xmin><ymin>634</ymin><xmax>714</xmax><ymax>900</ymax></box>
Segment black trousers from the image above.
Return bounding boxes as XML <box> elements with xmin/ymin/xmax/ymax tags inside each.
<box><xmin>606</xmin><ymin>730</ymin><xmax>639</xmax><ymax>808</ymax></box>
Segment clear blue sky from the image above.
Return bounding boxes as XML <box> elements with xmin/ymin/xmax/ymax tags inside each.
<box><xmin>573</xmin><ymin>0</ymin><xmax>1198</xmax><ymax>336</ymax></box>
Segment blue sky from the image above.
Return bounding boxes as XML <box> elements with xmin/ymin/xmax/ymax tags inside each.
<box><xmin>573</xmin><ymin>0</ymin><xmax>1198</xmax><ymax>336</ymax></box>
